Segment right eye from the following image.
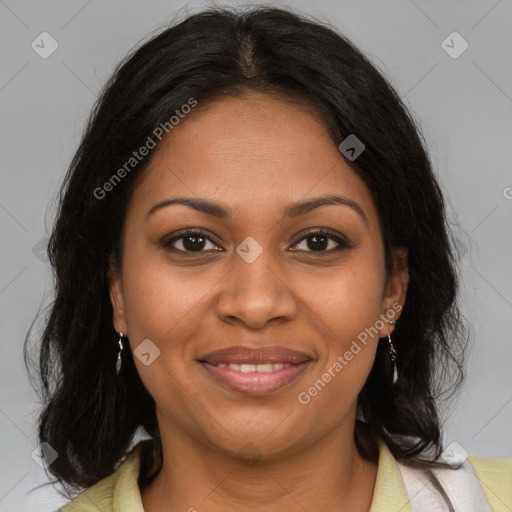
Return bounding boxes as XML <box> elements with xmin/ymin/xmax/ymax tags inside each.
<box><xmin>162</xmin><ymin>229</ymin><xmax>223</xmax><ymax>253</ymax></box>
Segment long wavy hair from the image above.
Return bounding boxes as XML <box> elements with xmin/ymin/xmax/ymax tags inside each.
<box><xmin>24</xmin><ymin>5</ymin><xmax>467</xmax><ymax>503</ymax></box>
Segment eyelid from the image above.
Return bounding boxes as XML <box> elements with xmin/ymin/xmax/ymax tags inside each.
<box><xmin>291</xmin><ymin>228</ymin><xmax>352</xmax><ymax>251</ymax></box>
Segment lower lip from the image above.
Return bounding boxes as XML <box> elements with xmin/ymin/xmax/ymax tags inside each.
<box><xmin>199</xmin><ymin>361</ymin><xmax>311</xmax><ymax>394</ymax></box>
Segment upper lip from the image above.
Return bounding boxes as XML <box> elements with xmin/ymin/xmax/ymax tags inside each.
<box><xmin>199</xmin><ymin>346</ymin><xmax>313</xmax><ymax>365</ymax></box>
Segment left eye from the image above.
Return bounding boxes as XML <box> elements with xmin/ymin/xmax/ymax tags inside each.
<box><xmin>291</xmin><ymin>231</ymin><xmax>348</xmax><ymax>253</ymax></box>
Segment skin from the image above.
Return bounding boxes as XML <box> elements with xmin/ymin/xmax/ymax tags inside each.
<box><xmin>109</xmin><ymin>91</ymin><xmax>409</xmax><ymax>512</ymax></box>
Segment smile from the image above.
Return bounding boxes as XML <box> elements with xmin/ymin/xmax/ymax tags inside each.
<box><xmin>216</xmin><ymin>362</ymin><xmax>293</xmax><ymax>372</ymax></box>
<box><xmin>199</xmin><ymin>360</ymin><xmax>311</xmax><ymax>394</ymax></box>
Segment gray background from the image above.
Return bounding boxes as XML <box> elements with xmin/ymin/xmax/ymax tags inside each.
<box><xmin>1</xmin><ymin>0</ymin><xmax>511</xmax><ymax>510</ymax></box>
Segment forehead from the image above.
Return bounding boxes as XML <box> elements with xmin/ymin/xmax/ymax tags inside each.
<box><xmin>128</xmin><ymin>91</ymin><xmax>379</xmax><ymax>229</ymax></box>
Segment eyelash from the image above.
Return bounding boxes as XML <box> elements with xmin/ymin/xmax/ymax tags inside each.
<box><xmin>161</xmin><ymin>228</ymin><xmax>352</xmax><ymax>255</ymax></box>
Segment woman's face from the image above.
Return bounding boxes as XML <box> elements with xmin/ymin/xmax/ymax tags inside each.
<box><xmin>109</xmin><ymin>91</ymin><xmax>408</xmax><ymax>459</ymax></box>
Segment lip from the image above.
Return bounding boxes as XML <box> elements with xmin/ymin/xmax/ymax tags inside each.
<box><xmin>199</xmin><ymin>360</ymin><xmax>312</xmax><ymax>394</ymax></box>
<box><xmin>199</xmin><ymin>345</ymin><xmax>312</xmax><ymax>365</ymax></box>
<box><xmin>198</xmin><ymin>345</ymin><xmax>313</xmax><ymax>394</ymax></box>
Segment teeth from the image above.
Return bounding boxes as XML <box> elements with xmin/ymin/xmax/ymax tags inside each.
<box><xmin>217</xmin><ymin>362</ymin><xmax>291</xmax><ymax>372</ymax></box>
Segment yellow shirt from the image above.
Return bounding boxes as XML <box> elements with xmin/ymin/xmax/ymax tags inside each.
<box><xmin>60</xmin><ymin>439</ymin><xmax>512</xmax><ymax>511</ymax></box>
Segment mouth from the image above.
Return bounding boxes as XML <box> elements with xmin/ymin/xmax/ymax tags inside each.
<box><xmin>197</xmin><ymin>345</ymin><xmax>313</xmax><ymax>394</ymax></box>
<box><xmin>199</xmin><ymin>360</ymin><xmax>312</xmax><ymax>394</ymax></box>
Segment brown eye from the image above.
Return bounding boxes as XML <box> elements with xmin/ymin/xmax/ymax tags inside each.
<box><xmin>291</xmin><ymin>230</ymin><xmax>350</xmax><ymax>253</ymax></box>
<box><xmin>162</xmin><ymin>230</ymin><xmax>221</xmax><ymax>253</ymax></box>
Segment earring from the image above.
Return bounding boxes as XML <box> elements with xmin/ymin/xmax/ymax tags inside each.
<box><xmin>115</xmin><ymin>332</ymin><xmax>124</xmax><ymax>377</ymax></box>
<box><xmin>387</xmin><ymin>321</ymin><xmax>398</xmax><ymax>384</ymax></box>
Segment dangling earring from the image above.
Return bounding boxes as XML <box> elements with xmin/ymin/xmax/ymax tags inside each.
<box><xmin>387</xmin><ymin>320</ymin><xmax>398</xmax><ymax>384</ymax></box>
<box><xmin>115</xmin><ymin>332</ymin><xmax>124</xmax><ymax>377</ymax></box>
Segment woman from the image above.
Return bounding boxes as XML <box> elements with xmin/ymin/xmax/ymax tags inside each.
<box><xmin>25</xmin><ymin>6</ymin><xmax>511</xmax><ymax>511</ymax></box>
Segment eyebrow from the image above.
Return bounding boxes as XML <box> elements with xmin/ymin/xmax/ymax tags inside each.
<box><xmin>146</xmin><ymin>194</ymin><xmax>368</xmax><ymax>226</ymax></box>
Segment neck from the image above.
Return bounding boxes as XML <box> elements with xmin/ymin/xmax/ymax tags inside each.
<box><xmin>140</xmin><ymin>418</ymin><xmax>378</xmax><ymax>512</ymax></box>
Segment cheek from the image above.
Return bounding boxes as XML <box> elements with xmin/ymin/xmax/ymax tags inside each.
<box><xmin>295</xmin><ymin>253</ymin><xmax>384</xmax><ymax>404</ymax></box>
<box><xmin>119</xmin><ymin>255</ymin><xmax>208</xmax><ymax>413</ymax></box>
<box><xmin>302</xmin><ymin>253</ymin><xmax>385</xmax><ymax>341</ymax></box>
<box><xmin>121</xmin><ymin>251</ymin><xmax>212</xmax><ymax>343</ymax></box>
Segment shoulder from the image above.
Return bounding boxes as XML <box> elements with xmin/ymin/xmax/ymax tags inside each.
<box><xmin>468</xmin><ymin>455</ymin><xmax>512</xmax><ymax>512</ymax></box>
<box><xmin>394</xmin><ymin>451</ymin><xmax>512</xmax><ymax>512</ymax></box>
<box><xmin>59</xmin><ymin>471</ymin><xmax>119</xmax><ymax>511</ymax></box>
<box><xmin>59</xmin><ymin>449</ymin><xmax>142</xmax><ymax>512</ymax></box>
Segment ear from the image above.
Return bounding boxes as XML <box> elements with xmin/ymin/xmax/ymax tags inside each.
<box><xmin>378</xmin><ymin>246</ymin><xmax>409</xmax><ymax>337</ymax></box>
<box><xmin>107</xmin><ymin>254</ymin><xmax>128</xmax><ymax>335</ymax></box>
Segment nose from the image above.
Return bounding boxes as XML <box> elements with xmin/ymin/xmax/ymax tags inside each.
<box><xmin>214</xmin><ymin>245</ymin><xmax>298</xmax><ymax>330</ymax></box>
